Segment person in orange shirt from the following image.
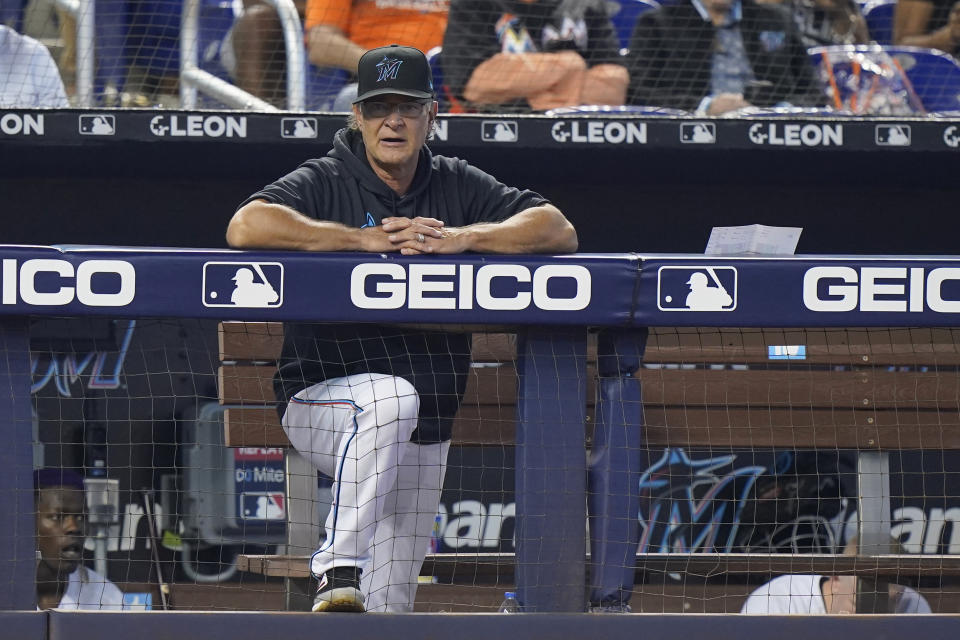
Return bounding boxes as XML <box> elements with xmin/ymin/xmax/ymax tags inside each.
<box><xmin>226</xmin><ymin>0</ymin><xmax>446</xmax><ymax>107</ymax></box>
<box><xmin>306</xmin><ymin>0</ymin><xmax>448</xmax><ymax>108</ymax></box>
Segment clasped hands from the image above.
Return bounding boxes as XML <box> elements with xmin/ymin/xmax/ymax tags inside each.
<box><xmin>363</xmin><ymin>216</ymin><xmax>465</xmax><ymax>255</ymax></box>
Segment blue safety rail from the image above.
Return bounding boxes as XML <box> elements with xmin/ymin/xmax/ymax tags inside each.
<box><xmin>2</xmin><ymin>246</ymin><xmax>960</xmax><ymax>327</ymax></box>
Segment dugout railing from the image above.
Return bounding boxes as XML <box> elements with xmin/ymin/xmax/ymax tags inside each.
<box><xmin>4</xmin><ymin>246</ymin><xmax>960</xmax><ymax>622</ymax></box>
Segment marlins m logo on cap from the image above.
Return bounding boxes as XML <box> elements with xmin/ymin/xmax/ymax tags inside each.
<box><xmin>376</xmin><ymin>57</ymin><xmax>403</xmax><ymax>82</ymax></box>
<box><xmin>353</xmin><ymin>44</ymin><xmax>434</xmax><ymax>103</ymax></box>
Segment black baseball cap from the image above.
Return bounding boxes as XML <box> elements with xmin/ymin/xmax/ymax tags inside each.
<box><xmin>353</xmin><ymin>44</ymin><xmax>434</xmax><ymax>104</ymax></box>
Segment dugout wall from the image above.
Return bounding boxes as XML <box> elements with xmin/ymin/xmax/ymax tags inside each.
<box><xmin>2</xmin><ymin>111</ymin><xmax>960</xmax><ymax>254</ymax></box>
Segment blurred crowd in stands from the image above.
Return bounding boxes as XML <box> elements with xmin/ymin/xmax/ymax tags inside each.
<box><xmin>0</xmin><ymin>0</ymin><xmax>958</xmax><ymax>112</ymax></box>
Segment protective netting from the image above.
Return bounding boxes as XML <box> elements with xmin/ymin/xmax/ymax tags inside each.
<box><xmin>1</xmin><ymin>0</ymin><xmax>959</xmax><ymax>113</ymax></box>
<box><xmin>19</xmin><ymin>319</ymin><xmax>960</xmax><ymax>612</ymax></box>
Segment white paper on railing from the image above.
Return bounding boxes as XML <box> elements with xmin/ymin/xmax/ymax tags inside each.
<box><xmin>704</xmin><ymin>224</ymin><xmax>802</xmax><ymax>256</ymax></box>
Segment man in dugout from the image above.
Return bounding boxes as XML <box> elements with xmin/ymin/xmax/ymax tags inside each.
<box><xmin>226</xmin><ymin>43</ymin><xmax>577</xmax><ymax>613</ymax></box>
<box><xmin>34</xmin><ymin>468</ymin><xmax>125</xmax><ymax>609</ymax></box>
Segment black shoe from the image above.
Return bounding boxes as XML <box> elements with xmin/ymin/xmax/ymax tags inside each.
<box><xmin>588</xmin><ymin>601</ymin><xmax>633</xmax><ymax>613</ymax></box>
<box><xmin>312</xmin><ymin>566</ymin><xmax>365</xmax><ymax>612</ymax></box>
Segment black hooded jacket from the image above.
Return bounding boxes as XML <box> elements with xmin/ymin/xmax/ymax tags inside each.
<box><xmin>240</xmin><ymin>128</ymin><xmax>548</xmax><ymax>442</ymax></box>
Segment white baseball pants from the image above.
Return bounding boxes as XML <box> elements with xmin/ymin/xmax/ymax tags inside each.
<box><xmin>282</xmin><ymin>373</ymin><xmax>450</xmax><ymax>612</ymax></box>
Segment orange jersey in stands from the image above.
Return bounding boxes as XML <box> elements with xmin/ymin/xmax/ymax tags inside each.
<box><xmin>305</xmin><ymin>0</ymin><xmax>448</xmax><ymax>54</ymax></box>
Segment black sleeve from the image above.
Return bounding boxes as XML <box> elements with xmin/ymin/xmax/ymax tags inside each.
<box><xmin>457</xmin><ymin>159</ymin><xmax>549</xmax><ymax>224</ymax></box>
<box><xmin>781</xmin><ymin>17</ymin><xmax>826</xmax><ymax>107</ymax></box>
<box><xmin>627</xmin><ymin>11</ymin><xmax>705</xmax><ymax>111</ymax></box>
<box><xmin>441</xmin><ymin>0</ymin><xmax>503</xmax><ymax>101</ymax></box>
<box><xmin>236</xmin><ymin>161</ymin><xmax>330</xmax><ymax>220</ymax></box>
<box><xmin>749</xmin><ymin>6</ymin><xmax>825</xmax><ymax>107</ymax></box>
<box><xmin>583</xmin><ymin>4</ymin><xmax>625</xmax><ymax>66</ymax></box>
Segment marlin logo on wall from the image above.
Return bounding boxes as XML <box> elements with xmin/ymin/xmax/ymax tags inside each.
<box><xmin>638</xmin><ymin>448</ymin><xmax>765</xmax><ymax>553</ymax></box>
<box><xmin>31</xmin><ymin>320</ymin><xmax>136</xmax><ymax>396</ymax></box>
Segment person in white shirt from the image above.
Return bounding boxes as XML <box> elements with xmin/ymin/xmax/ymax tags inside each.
<box><xmin>741</xmin><ymin>536</ymin><xmax>932</xmax><ymax>614</ymax></box>
<box><xmin>35</xmin><ymin>469</ymin><xmax>125</xmax><ymax>610</ymax></box>
<box><xmin>741</xmin><ymin>573</ymin><xmax>931</xmax><ymax>614</ymax></box>
<box><xmin>0</xmin><ymin>25</ymin><xmax>69</xmax><ymax>108</ymax></box>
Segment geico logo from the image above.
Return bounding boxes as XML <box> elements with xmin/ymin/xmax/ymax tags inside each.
<box><xmin>1</xmin><ymin>259</ymin><xmax>135</xmax><ymax>306</ymax></box>
<box><xmin>550</xmin><ymin>120</ymin><xmax>646</xmax><ymax>144</ymax></box>
<box><xmin>803</xmin><ymin>266</ymin><xmax>960</xmax><ymax>312</ymax></box>
<box><xmin>350</xmin><ymin>263</ymin><xmax>592</xmax><ymax>311</ymax></box>
<box><xmin>149</xmin><ymin>115</ymin><xmax>247</xmax><ymax>138</ymax></box>
<box><xmin>748</xmin><ymin>123</ymin><xmax>843</xmax><ymax>146</ymax></box>
<box><xmin>0</xmin><ymin>113</ymin><xmax>43</xmax><ymax>135</ymax></box>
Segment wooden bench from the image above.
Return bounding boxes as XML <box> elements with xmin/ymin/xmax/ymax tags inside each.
<box><xmin>218</xmin><ymin>322</ymin><xmax>960</xmax><ymax>611</ymax></box>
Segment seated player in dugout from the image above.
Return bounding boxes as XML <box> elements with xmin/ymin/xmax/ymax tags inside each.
<box><xmin>441</xmin><ymin>0</ymin><xmax>629</xmax><ymax>112</ymax></box>
<box><xmin>35</xmin><ymin>468</ymin><xmax>125</xmax><ymax>610</ymax></box>
<box><xmin>226</xmin><ymin>45</ymin><xmax>577</xmax><ymax>612</ymax></box>
<box><xmin>741</xmin><ymin>536</ymin><xmax>932</xmax><ymax>614</ymax></box>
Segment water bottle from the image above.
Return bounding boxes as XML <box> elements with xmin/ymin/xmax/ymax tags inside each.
<box><xmin>498</xmin><ymin>591</ymin><xmax>520</xmax><ymax>613</ymax></box>
<box><xmin>419</xmin><ymin>514</ymin><xmax>444</xmax><ymax>585</ymax></box>
<box><xmin>428</xmin><ymin>514</ymin><xmax>442</xmax><ymax>553</ymax></box>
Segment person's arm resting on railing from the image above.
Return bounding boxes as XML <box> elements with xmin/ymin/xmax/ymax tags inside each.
<box><xmin>227</xmin><ymin>200</ymin><xmax>577</xmax><ymax>255</ymax></box>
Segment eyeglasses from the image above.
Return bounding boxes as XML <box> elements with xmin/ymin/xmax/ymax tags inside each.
<box><xmin>360</xmin><ymin>100</ymin><xmax>429</xmax><ymax>118</ymax></box>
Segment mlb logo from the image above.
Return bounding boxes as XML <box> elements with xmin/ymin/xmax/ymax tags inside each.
<box><xmin>202</xmin><ymin>262</ymin><xmax>284</xmax><ymax>308</ymax></box>
<box><xmin>657</xmin><ymin>266</ymin><xmax>737</xmax><ymax>311</ymax></box>
<box><xmin>281</xmin><ymin>117</ymin><xmax>318</xmax><ymax>139</ymax></box>
<box><xmin>242</xmin><ymin>492</ymin><xmax>286</xmax><ymax>520</ymax></box>
<box><xmin>482</xmin><ymin>120</ymin><xmax>518</xmax><ymax>142</ymax></box>
<box><xmin>680</xmin><ymin>122</ymin><xmax>716</xmax><ymax>144</ymax></box>
<box><xmin>875</xmin><ymin>125</ymin><xmax>910</xmax><ymax>146</ymax></box>
<box><xmin>78</xmin><ymin>114</ymin><xmax>116</xmax><ymax>135</ymax></box>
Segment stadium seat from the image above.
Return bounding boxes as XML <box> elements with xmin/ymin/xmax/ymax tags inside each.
<box><xmin>608</xmin><ymin>0</ymin><xmax>661</xmax><ymax>49</ymax></box>
<box><xmin>890</xmin><ymin>46</ymin><xmax>960</xmax><ymax>112</ymax></box>
<box><xmin>196</xmin><ymin>0</ymin><xmax>238</xmax><ymax>81</ymax></box>
<box><xmin>862</xmin><ymin>0</ymin><xmax>896</xmax><ymax>45</ymax></box>
<box><xmin>94</xmin><ymin>0</ymin><xmax>132</xmax><ymax>101</ymax></box>
<box><xmin>809</xmin><ymin>44</ymin><xmax>960</xmax><ymax>113</ymax></box>
<box><xmin>130</xmin><ymin>0</ymin><xmax>183</xmax><ymax>78</ymax></box>
<box><xmin>426</xmin><ymin>46</ymin><xmax>469</xmax><ymax>112</ymax></box>
<box><xmin>0</xmin><ymin>0</ymin><xmax>25</xmax><ymax>32</ymax></box>
<box><xmin>426</xmin><ymin>46</ymin><xmax>443</xmax><ymax>100</ymax></box>
<box><xmin>306</xmin><ymin>63</ymin><xmax>349</xmax><ymax>111</ymax></box>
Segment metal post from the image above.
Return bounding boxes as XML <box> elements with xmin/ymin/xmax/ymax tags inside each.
<box><xmin>53</xmin><ymin>0</ymin><xmax>94</xmax><ymax>106</ymax></box>
<box><xmin>76</xmin><ymin>0</ymin><xmax>95</xmax><ymax>106</ymax></box>
<box><xmin>0</xmin><ymin>319</ymin><xmax>36</xmax><ymax>609</ymax></box>
<box><xmin>179</xmin><ymin>0</ymin><xmax>200</xmax><ymax>108</ymax></box>
<box><xmin>284</xmin><ymin>451</ymin><xmax>321</xmax><ymax>610</ymax></box>
<box><xmin>515</xmin><ymin>327</ymin><xmax>587</xmax><ymax>612</ymax></box>
<box><xmin>857</xmin><ymin>450</ymin><xmax>891</xmax><ymax>613</ymax></box>
<box><xmin>264</xmin><ymin>0</ymin><xmax>305</xmax><ymax>111</ymax></box>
